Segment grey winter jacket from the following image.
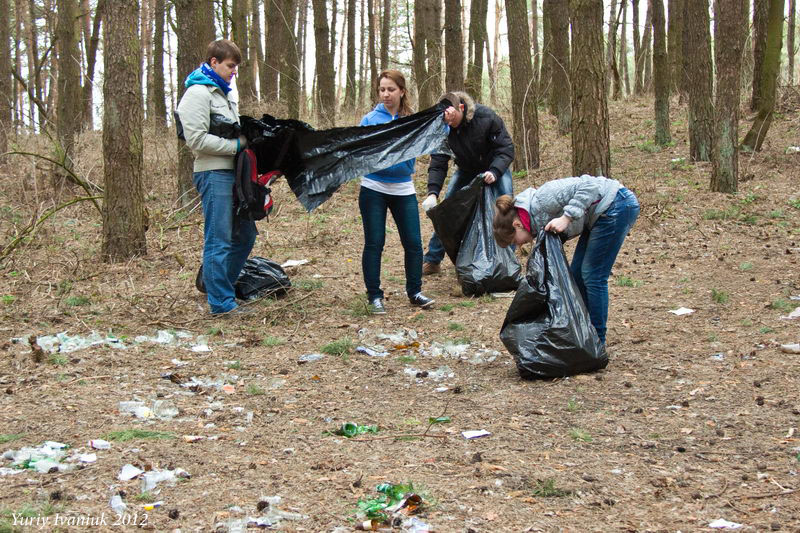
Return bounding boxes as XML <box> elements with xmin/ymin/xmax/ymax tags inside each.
<box><xmin>176</xmin><ymin>84</ymin><xmax>241</xmax><ymax>172</ymax></box>
<box><xmin>513</xmin><ymin>175</ymin><xmax>622</xmax><ymax>240</ymax></box>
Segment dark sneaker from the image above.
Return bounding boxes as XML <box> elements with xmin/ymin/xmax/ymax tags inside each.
<box><xmin>422</xmin><ymin>262</ymin><xmax>441</xmax><ymax>275</ymax></box>
<box><xmin>369</xmin><ymin>298</ymin><xmax>387</xmax><ymax>315</ymax></box>
<box><xmin>409</xmin><ymin>292</ymin><xmax>435</xmax><ymax>309</ymax></box>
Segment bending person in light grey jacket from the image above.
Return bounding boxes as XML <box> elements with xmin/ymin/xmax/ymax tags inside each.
<box><xmin>176</xmin><ymin>39</ymin><xmax>253</xmax><ymax>315</ymax></box>
<box><xmin>493</xmin><ymin>175</ymin><xmax>640</xmax><ymax>344</ymax></box>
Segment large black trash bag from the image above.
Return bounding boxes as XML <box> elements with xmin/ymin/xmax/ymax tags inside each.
<box><xmin>240</xmin><ymin>103</ymin><xmax>448</xmax><ymax>212</ymax></box>
<box><xmin>195</xmin><ymin>257</ymin><xmax>291</xmax><ymax>301</ymax></box>
<box><xmin>425</xmin><ymin>176</ymin><xmax>483</xmax><ymax>265</ymax></box>
<box><xmin>499</xmin><ymin>231</ymin><xmax>607</xmax><ymax>379</ymax></box>
<box><xmin>455</xmin><ymin>182</ymin><xmax>521</xmax><ymax>296</ymax></box>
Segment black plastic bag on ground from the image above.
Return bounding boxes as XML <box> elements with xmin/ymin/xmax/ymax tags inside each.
<box><xmin>499</xmin><ymin>231</ymin><xmax>607</xmax><ymax>379</ymax></box>
<box><xmin>195</xmin><ymin>257</ymin><xmax>291</xmax><ymax>301</ymax></box>
<box><xmin>240</xmin><ymin>103</ymin><xmax>448</xmax><ymax>212</ymax></box>
<box><xmin>455</xmin><ymin>182</ymin><xmax>521</xmax><ymax>296</ymax></box>
<box><xmin>425</xmin><ymin>176</ymin><xmax>483</xmax><ymax>265</ymax></box>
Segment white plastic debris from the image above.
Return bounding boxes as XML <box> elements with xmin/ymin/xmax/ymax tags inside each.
<box><xmin>708</xmin><ymin>518</ymin><xmax>743</xmax><ymax>529</ymax></box>
<box><xmin>78</xmin><ymin>453</ymin><xmax>97</xmax><ymax>463</ymax></box>
<box><xmin>118</xmin><ymin>464</ymin><xmax>144</xmax><ymax>481</ymax></box>
<box><xmin>140</xmin><ymin>468</ymin><xmax>189</xmax><ymax>492</ymax></box>
<box><xmin>785</xmin><ymin>146</ymin><xmax>800</xmax><ymax>154</ymax></box>
<box><xmin>3</xmin><ymin>441</ymin><xmax>72</xmax><ymax>473</ymax></box>
<box><xmin>297</xmin><ymin>353</ymin><xmax>325</xmax><ymax>363</ymax></box>
<box><xmin>356</xmin><ymin>346</ymin><xmax>389</xmax><ymax>357</ymax></box>
<box><xmin>462</xmin><ymin>429</ymin><xmax>491</xmax><ymax>439</ymax></box>
<box><xmin>668</xmin><ymin>307</ymin><xmax>695</xmax><ymax>316</ymax></box>
<box><xmin>779</xmin><ymin>307</ymin><xmax>800</xmax><ymax>320</ymax></box>
<box><xmin>280</xmin><ymin>259</ymin><xmax>309</xmax><ymax>268</ymax></box>
<box><xmin>89</xmin><ymin>439</ymin><xmax>111</xmax><ymax>450</ymax></box>
<box><xmin>780</xmin><ymin>343</ymin><xmax>800</xmax><ymax>354</ymax></box>
<box><xmin>110</xmin><ymin>494</ymin><xmax>127</xmax><ymax>515</ymax></box>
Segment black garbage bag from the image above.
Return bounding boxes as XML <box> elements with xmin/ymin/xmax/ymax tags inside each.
<box><xmin>499</xmin><ymin>231</ymin><xmax>607</xmax><ymax>379</ymax></box>
<box><xmin>455</xmin><ymin>182</ymin><xmax>521</xmax><ymax>296</ymax></box>
<box><xmin>425</xmin><ymin>176</ymin><xmax>483</xmax><ymax>265</ymax></box>
<box><xmin>195</xmin><ymin>257</ymin><xmax>291</xmax><ymax>301</ymax></box>
<box><xmin>240</xmin><ymin>102</ymin><xmax>449</xmax><ymax>212</ymax></box>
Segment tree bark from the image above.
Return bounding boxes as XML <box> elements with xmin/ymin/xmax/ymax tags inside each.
<box><xmin>632</xmin><ymin>0</ymin><xmax>642</xmax><ymax>94</ymax></box>
<box><xmin>788</xmin><ymin>0</ymin><xmax>795</xmax><ymax>86</ymax></box>
<box><xmin>652</xmin><ymin>0</ymin><xmax>670</xmax><ymax>145</ymax></box>
<box><xmin>642</xmin><ymin>0</ymin><xmax>653</xmax><ymax>92</ymax></box>
<box><xmin>548</xmin><ymin>0</ymin><xmax>570</xmax><ymax>134</ymax></box>
<box><xmin>56</xmin><ymin>0</ymin><xmax>81</xmax><ymax>176</ymax></box>
<box><xmin>505</xmin><ymin>0</ymin><xmax>540</xmax><ymax>171</ymax></box>
<box><xmin>687</xmin><ymin>0</ymin><xmax>713</xmax><ymax>161</ymax></box>
<box><xmin>368</xmin><ymin>0</ymin><xmax>377</xmax><ymax>84</ymax></box>
<box><xmin>712</xmin><ymin>0</ymin><xmax>745</xmax><ymax>193</ymax></box>
<box><xmin>620</xmin><ymin>1</ymin><xmax>630</xmax><ymax>96</ymax></box>
<box><xmin>444</xmin><ymin>0</ymin><xmax>464</xmax><ymax>90</ymax></box>
<box><xmin>232</xmin><ymin>0</ymin><xmax>256</xmax><ymax>104</ymax></box>
<box><xmin>174</xmin><ymin>0</ymin><xmax>215</xmax><ymax>207</ymax></box>
<box><xmin>465</xmin><ymin>0</ymin><xmax>487</xmax><ymax>100</ymax></box>
<box><xmin>751</xmin><ymin>0</ymin><xmax>769</xmax><ymax>110</ymax></box>
<box><xmin>312</xmin><ymin>0</ymin><xmax>336</xmax><ymax>126</ymax></box>
<box><xmin>607</xmin><ymin>0</ymin><xmax>622</xmax><ymax>99</ymax></box>
<box><xmin>150</xmin><ymin>0</ymin><xmax>167</xmax><ymax>128</ymax></box>
<box><xmin>344</xmin><ymin>0</ymin><xmax>356</xmax><ymax>111</ymax></box>
<box><xmin>263</xmin><ymin>0</ymin><xmax>281</xmax><ymax>100</ymax></box>
<box><xmin>102</xmin><ymin>0</ymin><xmax>146</xmax><ymax>261</ymax></box>
<box><xmin>380</xmin><ymin>0</ymin><xmax>390</xmax><ymax>70</ymax></box>
<box><xmin>570</xmin><ymin>0</ymin><xmax>610</xmax><ymax>177</ymax></box>
<box><xmin>741</xmin><ymin>0</ymin><xmax>785</xmax><ymax>151</ymax></box>
<box><xmin>531</xmin><ymin>0</ymin><xmax>539</xmax><ymax>88</ymax></box>
<box><xmin>667</xmin><ymin>0</ymin><xmax>684</xmax><ymax>96</ymax></box>
<box><xmin>251</xmin><ymin>0</ymin><xmax>263</xmax><ymax>100</ymax></box>
<box><xmin>0</xmin><ymin>0</ymin><xmax>9</xmax><ymax>152</ymax></box>
<box><xmin>280</xmin><ymin>0</ymin><xmax>300</xmax><ymax>118</ymax></box>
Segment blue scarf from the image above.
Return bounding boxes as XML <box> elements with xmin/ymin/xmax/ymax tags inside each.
<box><xmin>184</xmin><ymin>62</ymin><xmax>232</xmax><ymax>95</ymax></box>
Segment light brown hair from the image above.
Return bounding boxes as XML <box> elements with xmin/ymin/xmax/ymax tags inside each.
<box><xmin>493</xmin><ymin>195</ymin><xmax>518</xmax><ymax>248</ymax></box>
<box><xmin>376</xmin><ymin>70</ymin><xmax>414</xmax><ymax>117</ymax></box>
<box><xmin>206</xmin><ymin>39</ymin><xmax>242</xmax><ymax>65</ymax></box>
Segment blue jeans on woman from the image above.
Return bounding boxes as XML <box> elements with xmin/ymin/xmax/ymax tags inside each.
<box><xmin>359</xmin><ymin>186</ymin><xmax>423</xmax><ymax>300</ymax></box>
<box><xmin>194</xmin><ymin>169</ymin><xmax>257</xmax><ymax>314</ymax></box>
<box><xmin>569</xmin><ymin>187</ymin><xmax>640</xmax><ymax>344</ymax></box>
<box><xmin>423</xmin><ymin>167</ymin><xmax>513</xmax><ymax>265</ymax></box>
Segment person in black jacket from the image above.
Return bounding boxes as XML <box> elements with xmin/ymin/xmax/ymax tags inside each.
<box><xmin>420</xmin><ymin>91</ymin><xmax>514</xmax><ymax>275</ymax></box>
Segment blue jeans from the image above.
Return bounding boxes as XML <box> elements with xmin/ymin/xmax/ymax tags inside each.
<box><xmin>194</xmin><ymin>170</ymin><xmax>257</xmax><ymax>314</ymax></box>
<box><xmin>424</xmin><ymin>168</ymin><xmax>513</xmax><ymax>265</ymax></box>
<box><xmin>359</xmin><ymin>186</ymin><xmax>423</xmax><ymax>300</ymax></box>
<box><xmin>569</xmin><ymin>187</ymin><xmax>640</xmax><ymax>343</ymax></box>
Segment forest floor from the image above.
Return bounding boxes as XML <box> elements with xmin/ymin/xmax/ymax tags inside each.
<box><xmin>0</xmin><ymin>94</ymin><xmax>799</xmax><ymax>533</ymax></box>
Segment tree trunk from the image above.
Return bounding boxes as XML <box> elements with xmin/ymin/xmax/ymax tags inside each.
<box><xmin>444</xmin><ymin>0</ymin><xmax>464</xmax><ymax>90</ymax></box>
<box><xmin>643</xmin><ymin>0</ymin><xmax>653</xmax><ymax>92</ymax></box>
<box><xmin>465</xmin><ymin>0</ymin><xmax>487</xmax><ymax>100</ymax></box>
<box><xmin>150</xmin><ymin>0</ymin><xmax>167</xmax><ymax>128</ymax></box>
<box><xmin>549</xmin><ymin>0</ymin><xmax>570</xmax><ymax>134</ymax></box>
<box><xmin>380</xmin><ymin>0</ymin><xmax>390</xmax><ymax>70</ymax></box>
<box><xmin>358</xmin><ymin>0</ymin><xmax>367</xmax><ymax>106</ymax></box>
<box><xmin>0</xmin><ymin>0</ymin><xmax>9</xmax><ymax>152</ymax></box>
<box><xmin>232</xmin><ymin>0</ymin><xmax>256</xmax><ymax>104</ymax></box>
<box><xmin>711</xmin><ymin>0</ymin><xmax>746</xmax><ymax>193</ymax></box>
<box><xmin>607</xmin><ymin>0</ymin><xmax>621</xmax><ymax>99</ymax></box>
<box><xmin>539</xmin><ymin>0</ymin><xmax>552</xmax><ymax>104</ymax></box>
<box><xmin>142</xmin><ymin>0</ymin><xmax>153</xmax><ymax>121</ymax></box>
<box><xmin>299</xmin><ymin>0</ymin><xmax>308</xmax><ymax>116</ymax></box>
<box><xmin>531</xmin><ymin>0</ymin><xmax>539</xmax><ymax>87</ymax></box>
<box><xmin>569</xmin><ymin>0</ymin><xmax>610</xmax><ymax>177</ymax></box>
<box><xmin>312</xmin><ymin>0</ymin><xmax>336</xmax><ymax>126</ymax></box>
<box><xmin>280</xmin><ymin>0</ymin><xmax>301</xmax><ymax>118</ymax></box>
<box><xmin>174</xmin><ymin>0</ymin><xmax>215</xmax><ymax>208</ymax></box>
<box><xmin>368</xmin><ymin>0</ymin><xmax>377</xmax><ymax>84</ymax></box>
<box><xmin>505</xmin><ymin>0</ymin><xmax>540</xmax><ymax>171</ymax></box>
<box><xmin>56</xmin><ymin>0</ymin><xmax>81</xmax><ymax>176</ymax></box>
<box><xmin>620</xmin><ymin>1</ymin><xmax>630</xmax><ymax>96</ymax></box>
<box><xmin>741</xmin><ymin>0</ymin><xmax>785</xmax><ymax>151</ymax></box>
<box><xmin>102</xmin><ymin>0</ymin><xmax>146</xmax><ymax>261</ymax></box>
<box><xmin>263</xmin><ymin>0</ymin><xmax>281</xmax><ymax>100</ymax></box>
<box><xmin>751</xmin><ymin>0</ymin><xmax>769</xmax><ymax>110</ymax></box>
<box><xmin>490</xmin><ymin>0</ymin><xmax>501</xmax><ymax>106</ymax></box>
<box><xmin>26</xmin><ymin>0</ymin><xmax>44</xmax><ymax>130</ymax></box>
<box><xmin>251</xmin><ymin>0</ymin><xmax>263</xmax><ymax>100</ymax></box>
<box><xmin>667</xmin><ymin>0</ymin><xmax>684</xmax><ymax>96</ymax></box>
<box><xmin>344</xmin><ymin>0</ymin><xmax>356</xmax><ymax>111</ymax></box>
<box><xmin>788</xmin><ymin>0</ymin><xmax>795</xmax><ymax>86</ymax></box>
<box><xmin>427</xmin><ymin>0</ymin><xmax>443</xmax><ymax>105</ymax></box>
<box><xmin>652</xmin><ymin>0</ymin><xmax>670</xmax><ymax>145</ymax></box>
<box><xmin>687</xmin><ymin>0</ymin><xmax>713</xmax><ymax>161</ymax></box>
<box><xmin>633</xmin><ymin>0</ymin><xmax>642</xmax><ymax>94</ymax></box>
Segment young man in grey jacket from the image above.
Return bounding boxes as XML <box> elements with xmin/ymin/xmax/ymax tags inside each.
<box><xmin>176</xmin><ymin>39</ymin><xmax>253</xmax><ymax>315</ymax></box>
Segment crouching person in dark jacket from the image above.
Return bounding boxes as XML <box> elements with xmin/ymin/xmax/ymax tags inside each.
<box><xmin>420</xmin><ymin>91</ymin><xmax>515</xmax><ymax>275</ymax></box>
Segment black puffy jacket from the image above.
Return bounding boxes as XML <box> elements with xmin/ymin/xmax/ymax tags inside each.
<box><xmin>426</xmin><ymin>104</ymin><xmax>514</xmax><ymax>197</ymax></box>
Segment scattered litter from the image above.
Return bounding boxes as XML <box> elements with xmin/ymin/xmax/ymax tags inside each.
<box><xmin>668</xmin><ymin>307</ymin><xmax>695</xmax><ymax>316</ymax></box>
<box><xmin>89</xmin><ymin>439</ymin><xmax>111</xmax><ymax>450</ymax></box>
<box><xmin>142</xmin><ymin>501</ymin><xmax>164</xmax><ymax>511</ymax></box>
<box><xmin>140</xmin><ymin>468</ymin><xmax>190</xmax><ymax>493</ymax></box>
<box><xmin>183</xmin><ymin>435</ymin><xmax>205</xmax><ymax>442</ymax></box>
<box><xmin>280</xmin><ymin>259</ymin><xmax>309</xmax><ymax>268</ymax></box>
<box><xmin>180</xmin><ymin>375</ymin><xmax>238</xmax><ymax>392</ymax></box>
<box><xmin>404</xmin><ymin>365</ymin><xmax>455</xmax><ymax>382</ymax></box>
<box><xmin>0</xmin><ymin>467</ymin><xmax>25</xmax><ymax>476</ymax></box>
<box><xmin>790</xmin><ymin>295</ymin><xmax>800</xmax><ymax>301</ymax></box>
<box><xmin>780</xmin><ymin>343</ymin><xmax>800</xmax><ymax>354</ymax></box>
<box><xmin>297</xmin><ymin>353</ymin><xmax>325</xmax><ymax>364</ymax></box>
<box><xmin>118</xmin><ymin>464</ymin><xmax>144</xmax><ymax>481</ymax></box>
<box><xmin>356</xmin><ymin>346</ymin><xmax>389</xmax><ymax>357</ymax></box>
<box><xmin>333</xmin><ymin>422</ymin><xmax>379</xmax><ymax>438</ymax></box>
<box><xmin>785</xmin><ymin>146</ymin><xmax>800</xmax><ymax>154</ymax></box>
<box><xmin>423</xmin><ymin>341</ymin><xmax>499</xmax><ymax>364</ymax></box>
<box><xmin>779</xmin><ymin>307</ymin><xmax>800</xmax><ymax>320</ymax></box>
<box><xmin>78</xmin><ymin>453</ymin><xmax>97</xmax><ymax>463</ymax></box>
<box><xmin>434</xmin><ymin>386</ymin><xmax>449</xmax><ymax>392</ymax></box>
<box><xmin>222</xmin><ymin>384</ymin><xmax>236</xmax><ymax>394</ymax></box>
<box><xmin>110</xmin><ymin>494</ymin><xmax>127</xmax><ymax>516</ymax></box>
<box><xmin>13</xmin><ymin>329</ymin><xmax>214</xmax><ymax>355</ymax></box>
<box><xmin>462</xmin><ymin>430</ymin><xmax>491</xmax><ymax>439</ymax></box>
<box><xmin>490</xmin><ymin>291</ymin><xmax>516</xmax><ymax>298</ymax></box>
<box><xmin>355</xmin><ymin>483</ymin><xmax>424</xmax><ymax>529</ymax></box>
<box><xmin>119</xmin><ymin>400</ymin><xmax>178</xmax><ymax>420</ymax></box>
<box><xmin>708</xmin><ymin>518</ymin><xmax>743</xmax><ymax>529</ymax></box>
<box><xmin>710</xmin><ymin>353</ymin><xmax>725</xmax><ymax>361</ymax></box>
<box><xmin>2</xmin><ymin>441</ymin><xmax>74</xmax><ymax>473</ymax></box>
<box><xmin>171</xmin><ymin>358</ymin><xmax>188</xmax><ymax>367</ymax></box>
<box><xmin>214</xmin><ymin>495</ymin><xmax>307</xmax><ymax>531</ymax></box>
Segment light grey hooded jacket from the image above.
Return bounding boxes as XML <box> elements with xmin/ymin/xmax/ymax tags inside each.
<box><xmin>513</xmin><ymin>175</ymin><xmax>622</xmax><ymax>240</ymax></box>
<box><xmin>176</xmin><ymin>83</ymin><xmax>240</xmax><ymax>172</ymax></box>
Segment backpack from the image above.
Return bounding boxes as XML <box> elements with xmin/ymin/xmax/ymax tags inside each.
<box><xmin>233</xmin><ymin>148</ymin><xmax>280</xmax><ymax>221</ymax></box>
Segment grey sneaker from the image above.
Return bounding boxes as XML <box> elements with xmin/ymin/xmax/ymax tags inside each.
<box><xmin>369</xmin><ymin>297</ymin><xmax>387</xmax><ymax>314</ymax></box>
<box><xmin>409</xmin><ymin>292</ymin><xmax>435</xmax><ymax>309</ymax></box>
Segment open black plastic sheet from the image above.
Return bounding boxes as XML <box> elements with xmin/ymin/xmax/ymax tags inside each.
<box><xmin>425</xmin><ymin>176</ymin><xmax>484</xmax><ymax>265</ymax></box>
<box><xmin>240</xmin><ymin>103</ymin><xmax>448</xmax><ymax>211</ymax></box>
<box><xmin>499</xmin><ymin>231</ymin><xmax>607</xmax><ymax>379</ymax></box>
<box><xmin>455</xmin><ymin>182</ymin><xmax>521</xmax><ymax>296</ymax></box>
